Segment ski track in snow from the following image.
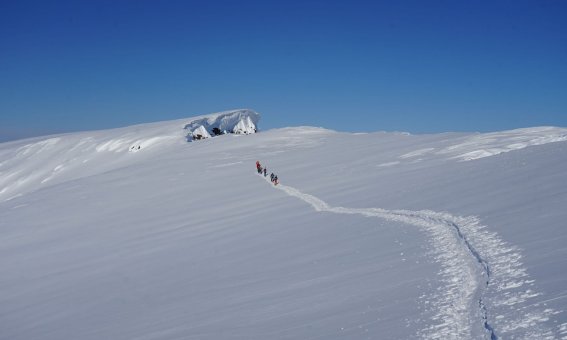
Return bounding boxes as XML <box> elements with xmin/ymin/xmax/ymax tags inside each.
<box><xmin>271</xmin><ymin>182</ymin><xmax>561</xmax><ymax>340</ymax></box>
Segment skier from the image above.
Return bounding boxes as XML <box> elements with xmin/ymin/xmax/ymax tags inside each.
<box><xmin>263</xmin><ymin>168</ymin><xmax>267</xmax><ymax>177</ymax></box>
<box><xmin>256</xmin><ymin>161</ymin><xmax>262</xmax><ymax>174</ymax></box>
<box><xmin>273</xmin><ymin>175</ymin><xmax>279</xmax><ymax>185</ymax></box>
<box><xmin>270</xmin><ymin>173</ymin><xmax>275</xmax><ymax>182</ymax></box>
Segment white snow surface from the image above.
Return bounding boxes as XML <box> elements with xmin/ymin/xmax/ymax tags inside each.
<box><xmin>1</xmin><ymin>112</ymin><xmax>567</xmax><ymax>340</ymax></box>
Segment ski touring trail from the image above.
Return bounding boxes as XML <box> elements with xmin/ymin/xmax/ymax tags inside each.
<box><xmin>265</xmin><ymin>180</ymin><xmax>563</xmax><ymax>339</ymax></box>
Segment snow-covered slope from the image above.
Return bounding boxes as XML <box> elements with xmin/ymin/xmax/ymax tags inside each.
<box><xmin>1</xmin><ymin>111</ymin><xmax>567</xmax><ymax>339</ymax></box>
<box><xmin>0</xmin><ymin>109</ymin><xmax>260</xmax><ymax>202</ymax></box>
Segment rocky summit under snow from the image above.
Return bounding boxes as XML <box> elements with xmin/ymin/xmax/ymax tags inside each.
<box><xmin>190</xmin><ymin>125</ymin><xmax>212</xmax><ymax>140</ymax></box>
<box><xmin>1</xmin><ymin>111</ymin><xmax>567</xmax><ymax>340</ymax></box>
<box><xmin>184</xmin><ymin>109</ymin><xmax>259</xmax><ymax>140</ymax></box>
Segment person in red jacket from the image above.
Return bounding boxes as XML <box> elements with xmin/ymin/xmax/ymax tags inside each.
<box><xmin>256</xmin><ymin>161</ymin><xmax>262</xmax><ymax>174</ymax></box>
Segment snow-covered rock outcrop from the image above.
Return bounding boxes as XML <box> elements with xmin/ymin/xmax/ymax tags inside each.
<box><xmin>232</xmin><ymin>115</ymin><xmax>256</xmax><ymax>134</ymax></box>
<box><xmin>191</xmin><ymin>125</ymin><xmax>212</xmax><ymax>140</ymax></box>
<box><xmin>184</xmin><ymin>109</ymin><xmax>260</xmax><ymax>141</ymax></box>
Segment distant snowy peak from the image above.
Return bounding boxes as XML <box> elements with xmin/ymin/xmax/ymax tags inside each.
<box><xmin>184</xmin><ymin>109</ymin><xmax>260</xmax><ymax>140</ymax></box>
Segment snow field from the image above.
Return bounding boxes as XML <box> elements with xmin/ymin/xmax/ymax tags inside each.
<box><xmin>274</xmin><ymin>183</ymin><xmax>559</xmax><ymax>339</ymax></box>
<box><xmin>1</xmin><ymin>110</ymin><xmax>567</xmax><ymax>339</ymax></box>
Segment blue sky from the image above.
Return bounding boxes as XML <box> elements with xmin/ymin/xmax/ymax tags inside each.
<box><xmin>1</xmin><ymin>0</ymin><xmax>566</xmax><ymax>141</ymax></box>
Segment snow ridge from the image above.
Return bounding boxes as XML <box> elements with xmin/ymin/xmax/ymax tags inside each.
<box><xmin>389</xmin><ymin>127</ymin><xmax>567</xmax><ymax>165</ymax></box>
<box><xmin>438</xmin><ymin>127</ymin><xmax>567</xmax><ymax>161</ymax></box>
<box><xmin>272</xmin><ymin>183</ymin><xmax>561</xmax><ymax>339</ymax></box>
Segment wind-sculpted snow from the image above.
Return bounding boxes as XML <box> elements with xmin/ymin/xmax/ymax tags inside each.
<box><xmin>0</xmin><ymin>129</ymin><xmax>196</xmax><ymax>203</ymax></box>
<box><xmin>183</xmin><ymin>109</ymin><xmax>260</xmax><ymax>138</ymax></box>
<box><xmin>273</xmin><ymin>183</ymin><xmax>562</xmax><ymax>339</ymax></box>
<box><xmin>0</xmin><ymin>132</ymin><xmax>181</xmax><ymax>201</ymax></box>
<box><xmin>392</xmin><ymin>127</ymin><xmax>567</xmax><ymax>163</ymax></box>
<box><xmin>443</xmin><ymin>127</ymin><xmax>567</xmax><ymax>161</ymax></box>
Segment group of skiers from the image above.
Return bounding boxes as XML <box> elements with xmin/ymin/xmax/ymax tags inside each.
<box><xmin>256</xmin><ymin>161</ymin><xmax>278</xmax><ymax>185</ymax></box>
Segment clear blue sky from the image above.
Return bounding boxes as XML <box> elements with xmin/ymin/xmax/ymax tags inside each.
<box><xmin>1</xmin><ymin>0</ymin><xmax>566</xmax><ymax>141</ymax></box>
